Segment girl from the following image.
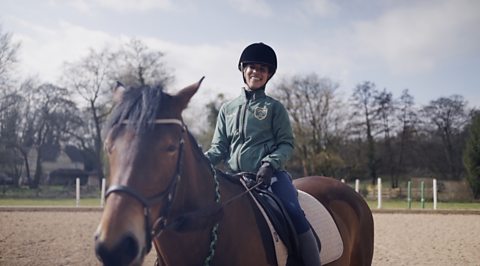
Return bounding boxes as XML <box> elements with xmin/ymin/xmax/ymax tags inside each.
<box><xmin>205</xmin><ymin>42</ymin><xmax>320</xmax><ymax>266</ymax></box>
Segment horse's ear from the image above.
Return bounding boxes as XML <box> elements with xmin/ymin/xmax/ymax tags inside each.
<box><xmin>113</xmin><ymin>81</ymin><xmax>126</xmax><ymax>104</ymax></box>
<box><xmin>175</xmin><ymin>77</ymin><xmax>205</xmax><ymax>109</ymax></box>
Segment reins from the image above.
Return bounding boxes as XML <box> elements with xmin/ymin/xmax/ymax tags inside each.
<box><xmin>219</xmin><ymin>172</ymin><xmax>263</xmax><ymax>206</ymax></box>
<box><xmin>150</xmin><ymin>169</ymin><xmax>262</xmax><ymax>266</ymax></box>
<box><xmin>152</xmin><ymin>171</ymin><xmax>263</xmax><ymax>232</ymax></box>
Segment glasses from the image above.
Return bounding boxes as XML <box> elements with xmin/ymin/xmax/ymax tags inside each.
<box><xmin>244</xmin><ymin>64</ymin><xmax>269</xmax><ymax>74</ymax></box>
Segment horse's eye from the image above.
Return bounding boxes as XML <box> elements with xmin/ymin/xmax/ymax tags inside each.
<box><xmin>166</xmin><ymin>144</ymin><xmax>178</xmax><ymax>153</ymax></box>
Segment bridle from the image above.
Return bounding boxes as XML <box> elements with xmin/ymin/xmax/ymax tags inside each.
<box><xmin>104</xmin><ymin>118</ymin><xmax>186</xmax><ymax>254</ymax></box>
<box><xmin>103</xmin><ymin>118</ymin><xmax>263</xmax><ymax>264</ymax></box>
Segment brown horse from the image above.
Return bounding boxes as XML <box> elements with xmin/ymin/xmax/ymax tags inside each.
<box><xmin>94</xmin><ymin>78</ymin><xmax>374</xmax><ymax>266</ymax></box>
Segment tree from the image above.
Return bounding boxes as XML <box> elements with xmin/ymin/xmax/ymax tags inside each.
<box><xmin>0</xmin><ymin>25</ymin><xmax>21</xmax><ymax>129</ymax></box>
<box><xmin>395</xmin><ymin>89</ymin><xmax>418</xmax><ymax>184</ymax></box>
<box><xmin>14</xmin><ymin>82</ymin><xmax>81</xmax><ymax>188</ymax></box>
<box><xmin>463</xmin><ymin>111</ymin><xmax>480</xmax><ymax>198</ymax></box>
<box><xmin>62</xmin><ymin>48</ymin><xmax>113</xmax><ymax>187</ymax></box>
<box><xmin>61</xmin><ymin>40</ymin><xmax>174</xmax><ymax>187</ymax></box>
<box><xmin>0</xmin><ymin>91</ymin><xmax>24</xmax><ymax>185</ymax></box>
<box><xmin>62</xmin><ymin>108</ymin><xmax>98</xmax><ymax>173</ymax></box>
<box><xmin>196</xmin><ymin>93</ymin><xmax>225</xmax><ymax>150</ymax></box>
<box><xmin>0</xmin><ymin>25</ymin><xmax>20</xmax><ymax>89</ymax></box>
<box><xmin>0</xmin><ymin>25</ymin><xmax>22</xmax><ymax>184</ymax></box>
<box><xmin>112</xmin><ymin>38</ymin><xmax>174</xmax><ymax>88</ymax></box>
<box><xmin>374</xmin><ymin>88</ymin><xmax>397</xmax><ymax>187</ymax></box>
<box><xmin>273</xmin><ymin>74</ymin><xmax>345</xmax><ymax>177</ymax></box>
<box><xmin>351</xmin><ymin>81</ymin><xmax>379</xmax><ymax>184</ymax></box>
<box><xmin>421</xmin><ymin>95</ymin><xmax>469</xmax><ymax>180</ymax></box>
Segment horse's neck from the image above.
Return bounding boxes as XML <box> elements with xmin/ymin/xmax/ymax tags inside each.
<box><xmin>164</xmin><ymin>142</ymin><xmax>271</xmax><ymax>265</ymax></box>
<box><xmin>175</xmin><ymin>142</ymin><xmax>217</xmax><ymax>208</ymax></box>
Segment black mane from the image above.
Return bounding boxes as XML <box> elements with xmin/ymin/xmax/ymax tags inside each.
<box><xmin>104</xmin><ymin>85</ymin><xmax>169</xmax><ymax>137</ymax></box>
<box><xmin>104</xmin><ymin>83</ymin><xmax>211</xmax><ymax>166</ymax></box>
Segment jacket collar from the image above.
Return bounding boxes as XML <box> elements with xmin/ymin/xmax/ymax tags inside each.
<box><xmin>241</xmin><ymin>87</ymin><xmax>266</xmax><ymax>101</ymax></box>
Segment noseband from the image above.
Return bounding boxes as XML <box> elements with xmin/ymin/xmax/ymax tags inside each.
<box><xmin>104</xmin><ymin>118</ymin><xmax>186</xmax><ymax>254</ymax></box>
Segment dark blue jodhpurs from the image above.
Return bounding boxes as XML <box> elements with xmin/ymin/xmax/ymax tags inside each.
<box><xmin>270</xmin><ymin>171</ymin><xmax>310</xmax><ymax>234</ymax></box>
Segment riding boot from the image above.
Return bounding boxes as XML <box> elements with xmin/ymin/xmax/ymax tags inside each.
<box><xmin>298</xmin><ymin>229</ymin><xmax>321</xmax><ymax>266</ymax></box>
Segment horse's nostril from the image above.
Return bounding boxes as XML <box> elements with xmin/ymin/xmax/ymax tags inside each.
<box><xmin>95</xmin><ymin>234</ymin><xmax>139</xmax><ymax>266</ymax></box>
<box><xmin>119</xmin><ymin>235</ymin><xmax>139</xmax><ymax>260</ymax></box>
<box><xmin>95</xmin><ymin>241</ymin><xmax>108</xmax><ymax>263</ymax></box>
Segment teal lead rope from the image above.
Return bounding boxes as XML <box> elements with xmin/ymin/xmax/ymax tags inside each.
<box><xmin>204</xmin><ymin>165</ymin><xmax>221</xmax><ymax>266</ymax></box>
<box><xmin>204</xmin><ymin>224</ymin><xmax>219</xmax><ymax>266</ymax></box>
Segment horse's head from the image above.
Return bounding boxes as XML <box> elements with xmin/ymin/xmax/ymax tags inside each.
<box><xmin>94</xmin><ymin>78</ymin><xmax>204</xmax><ymax>266</ymax></box>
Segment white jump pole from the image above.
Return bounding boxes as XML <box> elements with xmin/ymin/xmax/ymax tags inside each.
<box><xmin>377</xmin><ymin>177</ymin><xmax>382</xmax><ymax>209</ymax></box>
<box><xmin>433</xmin><ymin>178</ymin><xmax>437</xmax><ymax>210</ymax></box>
<box><xmin>355</xmin><ymin>179</ymin><xmax>360</xmax><ymax>193</ymax></box>
<box><xmin>76</xmin><ymin>178</ymin><xmax>80</xmax><ymax>207</ymax></box>
<box><xmin>100</xmin><ymin>178</ymin><xmax>106</xmax><ymax>207</ymax></box>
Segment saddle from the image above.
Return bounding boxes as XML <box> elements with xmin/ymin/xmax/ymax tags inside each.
<box><xmin>240</xmin><ymin>176</ymin><xmax>304</xmax><ymax>265</ymax></box>
<box><xmin>236</xmin><ymin>174</ymin><xmax>343</xmax><ymax>266</ymax></box>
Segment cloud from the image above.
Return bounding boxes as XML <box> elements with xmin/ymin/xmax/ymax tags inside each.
<box><xmin>350</xmin><ymin>0</ymin><xmax>480</xmax><ymax>75</ymax></box>
<box><xmin>53</xmin><ymin>0</ymin><xmax>91</xmax><ymax>13</ymax></box>
<box><xmin>138</xmin><ymin>38</ymin><xmax>245</xmax><ymax>130</ymax></box>
<box><xmin>142</xmin><ymin>38</ymin><xmax>242</xmax><ymax>97</ymax></box>
<box><xmin>10</xmin><ymin>19</ymin><xmax>119</xmax><ymax>82</ymax></box>
<box><xmin>4</xmin><ymin>0</ymin><xmax>478</xmax><ymax>111</ymax></box>
<box><xmin>9</xmin><ymin>16</ymin><xmax>241</xmax><ymax>101</ymax></box>
<box><xmin>53</xmin><ymin>0</ymin><xmax>172</xmax><ymax>13</ymax></box>
<box><xmin>97</xmin><ymin>0</ymin><xmax>172</xmax><ymax>12</ymax></box>
<box><xmin>301</xmin><ymin>0</ymin><xmax>339</xmax><ymax>18</ymax></box>
<box><xmin>227</xmin><ymin>0</ymin><xmax>273</xmax><ymax>17</ymax></box>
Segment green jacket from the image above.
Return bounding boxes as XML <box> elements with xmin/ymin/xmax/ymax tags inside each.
<box><xmin>205</xmin><ymin>88</ymin><xmax>294</xmax><ymax>172</ymax></box>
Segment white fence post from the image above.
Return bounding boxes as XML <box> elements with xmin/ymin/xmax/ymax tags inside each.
<box><xmin>355</xmin><ymin>179</ymin><xmax>360</xmax><ymax>193</ymax></box>
<box><xmin>377</xmin><ymin>177</ymin><xmax>382</xmax><ymax>209</ymax></box>
<box><xmin>76</xmin><ymin>178</ymin><xmax>80</xmax><ymax>207</ymax></box>
<box><xmin>433</xmin><ymin>178</ymin><xmax>437</xmax><ymax>210</ymax></box>
<box><xmin>100</xmin><ymin>178</ymin><xmax>106</xmax><ymax>207</ymax></box>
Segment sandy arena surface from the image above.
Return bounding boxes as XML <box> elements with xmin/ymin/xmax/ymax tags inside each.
<box><xmin>1</xmin><ymin>210</ymin><xmax>479</xmax><ymax>265</ymax></box>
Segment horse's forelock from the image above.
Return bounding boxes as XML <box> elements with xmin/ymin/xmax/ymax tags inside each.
<box><xmin>105</xmin><ymin>85</ymin><xmax>167</xmax><ymax>138</ymax></box>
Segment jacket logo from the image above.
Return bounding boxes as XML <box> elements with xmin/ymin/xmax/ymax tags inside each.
<box><xmin>254</xmin><ymin>106</ymin><xmax>268</xmax><ymax>120</ymax></box>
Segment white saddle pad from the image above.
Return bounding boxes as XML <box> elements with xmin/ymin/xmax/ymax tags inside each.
<box><xmin>297</xmin><ymin>190</ymin><xmax>343</xmax><ymax>264</ymax></box>
<box><xmin>240</xmin><ymin>180</ymin><xmax>343</xmax><ymax>265</ymax></box>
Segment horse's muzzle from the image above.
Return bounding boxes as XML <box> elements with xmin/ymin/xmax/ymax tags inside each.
<box><xmin>95</xmin><ymin>232</ymin><xmax>141</xmax><ymax>266</ymax></box>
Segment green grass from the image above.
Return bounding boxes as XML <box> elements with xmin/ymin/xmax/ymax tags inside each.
<box><xmin>0</xmin><ymin>185</ymin><xmax>100</xmax><ymax>200</ymax></box>
<box><xmin>0</xmin><ymin>197</ymin><xmax>102</xmax><ymax>207</ymax></box>
<box><xmin>366</xmin><ymin>199</ymin><xmax>480</xmax><ymax>210</ymax></box>
<box><xmin>1</xmin><ymin>184</ymin><xmax>479</xmax><ymax>210</ymax></box>
<box><xmin>0</xmin><ymin>197</ymin><xmax>479</xmax><ymax>210</ymax></box>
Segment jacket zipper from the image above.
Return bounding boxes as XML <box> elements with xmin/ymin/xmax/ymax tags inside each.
<box><xmin>242</xmin><ymin>99</ymin><xmax>250</xmax><ymax>141</ymax></box>
<box><xmin>236</xmin><ymin>98</ymin><xmax>250</xmax><ymax>170</ymax></box>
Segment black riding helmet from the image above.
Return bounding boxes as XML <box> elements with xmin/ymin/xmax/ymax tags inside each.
<box><xmin>238</xmin><ymin>42</ymin><xmax>277</xmax><ymax>76</ymax></box>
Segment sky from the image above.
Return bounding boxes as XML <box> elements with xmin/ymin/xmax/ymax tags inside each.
<box><xmin>1</xmin><ymin>0</ymin><xmax>480</xmax><ymax>112</ymax></box>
